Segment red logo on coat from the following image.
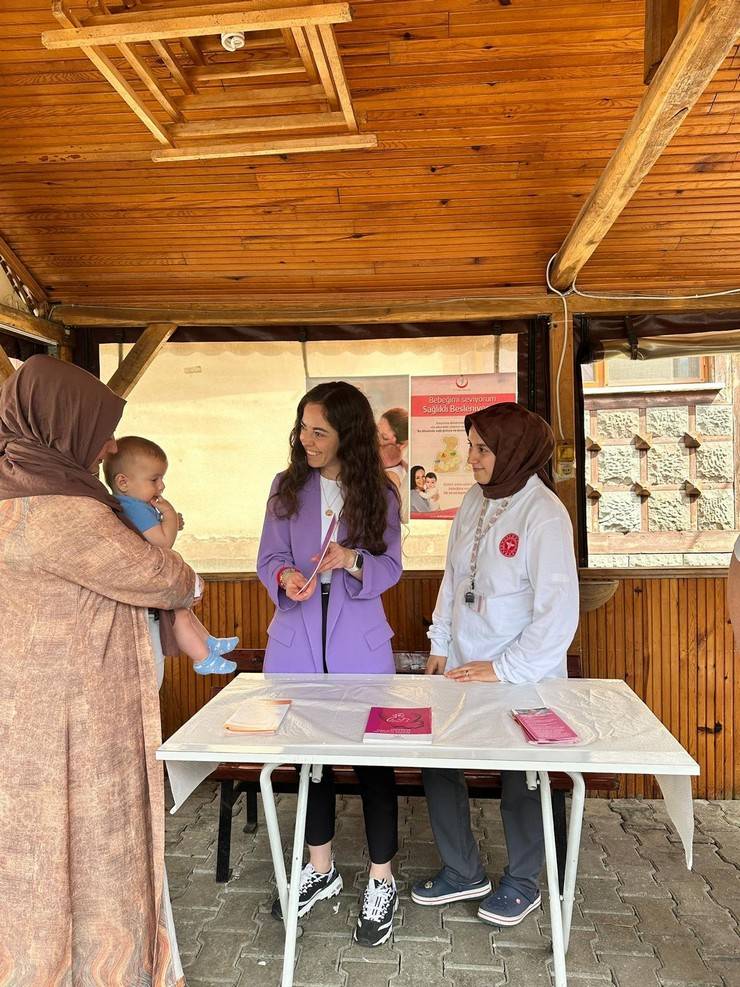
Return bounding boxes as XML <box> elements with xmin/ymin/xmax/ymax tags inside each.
<box><xmin>499</xmin><ymin>533</ymin><xmax>519</xmax><ymax>558</ymax></box>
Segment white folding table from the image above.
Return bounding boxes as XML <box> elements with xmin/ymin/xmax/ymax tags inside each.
<box><xmin>157</xmin><ymin>673</ymin><xmax>699</xmax><ymax>987</ymax></box>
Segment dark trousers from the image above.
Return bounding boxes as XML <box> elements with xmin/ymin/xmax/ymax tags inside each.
<box><xmin>422</xmin><ymin>767</ymin><xmax>545</xmax><ymax>901</ymax></box>
<box><xmin>305</xmin><ymin>584</ymin><xmax>398</xmax><ymax>865</ymax></box>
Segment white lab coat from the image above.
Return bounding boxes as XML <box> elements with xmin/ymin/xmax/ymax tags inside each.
<box><xmin>427</xmin><ymin>475</ymin><xmax>579</xmax><ymax>684</ymax></box>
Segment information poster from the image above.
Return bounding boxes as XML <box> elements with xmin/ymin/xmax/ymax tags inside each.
<box><xmin>306</xmin><ymin>375</ymin><xmax>410</xmax><ymax>520</ymax></box>
<box><xmin>409</xmin><ymin>374</ymin><xmax>516</xmax><ymax>519</ymax></box>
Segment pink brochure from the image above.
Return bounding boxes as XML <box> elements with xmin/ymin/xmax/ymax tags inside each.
<box><xmin>512</xmin><ymin>707</ymin><xmax>579</xmax><ymax>745</ymax></box>
<box><xmin>296</xmin><ymin>514</ymin><xmax>339</xmax><ymax>599</ymax></box>
<box><xmin>363</xmin><ymin>706</ymin><xmax>432</xmax><ymax>743</ymax></box>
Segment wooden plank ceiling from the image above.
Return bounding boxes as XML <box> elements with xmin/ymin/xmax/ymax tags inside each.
<box><xmin>0</xmin><ymin>0</ymin><xmax>737</xmax><ymax>306</ymax></box>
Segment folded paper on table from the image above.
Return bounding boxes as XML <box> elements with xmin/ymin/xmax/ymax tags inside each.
<box><xmin>363</xmin><ymin>706</ymin><xmax>432</xmax><ymax>743</ymax></box>
<box><xmin>512</xmin><ymin>707</ymin><xmax>579</xmax><ymax>745</ymax></box>
<box><xmin>297</xmin><ymin>514</ymin><xmax>339</xmax><ymax>598</ymax></box>
<box><xmin>224</xmin><ymin>698</ymin><xmax>292</xmax><ymax>734</ymax></box>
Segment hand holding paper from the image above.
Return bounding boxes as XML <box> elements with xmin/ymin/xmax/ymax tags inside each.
<box><xmin>296</xmin><ymin>514</ymin><xmax>338</xmax><ymax>599</ymax></box>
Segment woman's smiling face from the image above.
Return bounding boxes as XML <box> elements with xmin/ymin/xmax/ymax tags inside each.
<box><xmin>467</xmin><ymin>426</ymin><xmax>496</xmax><ymax>485</ymax></box>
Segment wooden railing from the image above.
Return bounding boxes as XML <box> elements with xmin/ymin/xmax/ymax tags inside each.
<box><xmin>160</xmin><ymin>571</ymin><xmax>739</xmax><ymax>799</ymax></box>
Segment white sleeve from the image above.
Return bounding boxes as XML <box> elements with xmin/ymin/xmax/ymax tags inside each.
<box><xmin>734</xmin><ymin>535</ymin><xmax>740</xmax><ymax>562</ymax></box>
<box><xmin>427</xmin><ymin>508</ymin><xmax>465</xmax><ymax>657</ymax></box>
<box><xmin>492</xmin><ymin>515</ymin><xmax>579</xmax><ymax>684</ymax></box>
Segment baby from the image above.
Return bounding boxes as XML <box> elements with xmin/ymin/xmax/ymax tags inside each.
<box><xmin>421</xmin><ymin>471</ymin><xmax>440</xmax><ymax>508</ymax></box>
<box><xmin>104</xmin><ymin>436</ymin><xmax>238</xmax><ymax>676</ymax></box>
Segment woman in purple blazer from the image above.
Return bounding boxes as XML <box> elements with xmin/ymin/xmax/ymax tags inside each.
<box><xmin>257</xmin><ymin>381</ymin><xmax>402</xmax><ymax>948</ymax></box>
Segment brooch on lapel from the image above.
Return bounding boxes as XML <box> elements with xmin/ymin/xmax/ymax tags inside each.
<box><xmin>499</xmin><ymin>533</ymin><xmax>519</xmax><ymax>558</ymax></box>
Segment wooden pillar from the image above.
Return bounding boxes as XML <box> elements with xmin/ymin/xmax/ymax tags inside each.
<box><xmin>549</xmin><ymin>308</ymin><xmax>578</xmax><ymax>543</ymax></box>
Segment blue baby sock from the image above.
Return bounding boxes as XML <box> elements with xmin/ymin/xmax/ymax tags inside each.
<box><xmin>207</xmin><ymin>634</ymin><xmax>239</xmax><ymax>656</ymax></box>
<box><xmin>193</xmin><ymin>653</ymin><xmax>237</xmax><ymax>676</ymax></box>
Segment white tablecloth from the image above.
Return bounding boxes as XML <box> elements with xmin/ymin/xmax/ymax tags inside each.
<box><xmin>159</xmin><ymin>673</ymin><xmax>699</xmax><ymax>866</ymax></box>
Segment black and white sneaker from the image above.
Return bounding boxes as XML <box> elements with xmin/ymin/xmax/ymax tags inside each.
<box><xmin>354</xmin><ymin>878</ymin><xmax>398</xmax><ymax>947</ymax></box>
<box><xmin>271</xmin><ymin>862</ymin><xmax>343</xmax><ymax>920</ymax></box>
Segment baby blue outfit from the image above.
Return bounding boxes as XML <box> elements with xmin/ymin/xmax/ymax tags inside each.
<box><xmin>115</xmin><ymin>494</ymin><xmax>237</xmax><ymax>675</ymax></box>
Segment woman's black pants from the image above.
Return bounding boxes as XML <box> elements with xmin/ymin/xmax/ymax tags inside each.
<box><xmin>305</xmin><ymin>584</ymin><xmax>398</xmax><ymax>864</ymax></box>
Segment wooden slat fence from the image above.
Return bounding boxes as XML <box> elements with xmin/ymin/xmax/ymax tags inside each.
<box><xmin>160</xmin><ymin>571</ymin><xmax>738</xmax><ymax>799</ymax></box>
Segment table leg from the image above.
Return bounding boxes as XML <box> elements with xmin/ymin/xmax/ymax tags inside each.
<box><xmin>561</xmin><ymin>773</ymin><xmax>585</xmax><ymax>953</ymax></box>
<box><xmin>259</xmin><ymin>764</ymin><xmax>289</xmax><ymax>919</ymax></box>
<box><xmin>281</xmin><ymin>763</ymin><xmax>312</xmax><ymax>987</ymax></box>
<box><xmin>538</xmin><ymin>770</ymin><xmax>568</xmax><ymax>987</ymax></box>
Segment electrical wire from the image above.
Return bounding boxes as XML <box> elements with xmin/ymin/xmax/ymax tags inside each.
<box><xmin>545</xmin><ymin>254</ymin><xmax>570</xmax><ymax>442</ymax></box>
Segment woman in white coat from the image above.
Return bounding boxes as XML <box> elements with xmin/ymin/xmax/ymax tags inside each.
<box><xmin>411</xmin><ymin>402</ymin><xmax>579</xmax><ymax>927</ymax></box>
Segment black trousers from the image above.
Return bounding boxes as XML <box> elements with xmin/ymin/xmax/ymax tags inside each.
<box><xmin>305</xmin><ymin>585</ymin><xmax>398</xmax><ymax>865</ymax></box>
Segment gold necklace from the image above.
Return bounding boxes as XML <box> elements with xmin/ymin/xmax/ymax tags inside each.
<box><xmin>322</xmin><ymin>480</ymin><xmax>343</xmax><ymax>518</ymax></box>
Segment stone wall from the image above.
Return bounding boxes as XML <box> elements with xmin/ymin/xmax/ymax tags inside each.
<box><xmin>585</xmin><ymin>354</ymin><xmax>738</xmax><ymax>569</ymax></box>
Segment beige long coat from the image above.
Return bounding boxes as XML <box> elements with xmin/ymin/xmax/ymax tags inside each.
<box><xmin>0</xmin><ymin>495</ymin><xmax>196</xmax><ymax>987</ymax></box>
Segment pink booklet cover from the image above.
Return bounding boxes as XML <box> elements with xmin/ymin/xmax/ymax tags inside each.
<box><xmin>363</xmin><ymin>706</ymin><xmax>433</xmax><ymax>744</ymax></box>
<box><xmin>512</xmin><ymin>707</ymin><xmax>579</xmax><ymax>745</ymax></box>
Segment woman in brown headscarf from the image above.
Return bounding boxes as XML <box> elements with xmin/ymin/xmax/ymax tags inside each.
<box><xmin>0</xmin><ymin>355</ymin><xmax>197</xmax><ymax>987</ymax></box>
<box><xmin>410</xmin><ymin>402</ymin><xmax>579</xmax><ymax>928</ymax></box>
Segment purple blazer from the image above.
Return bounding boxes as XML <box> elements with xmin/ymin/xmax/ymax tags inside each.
<box><xmin>257</xmin><ymin>470</ymin><xmax>402</xmax><ymax>673</ymax></box>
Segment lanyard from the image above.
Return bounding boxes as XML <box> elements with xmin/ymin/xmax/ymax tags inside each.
<box><xmin>466</xmin><ymin>496</ymin><xmax>511</xmax><ymax>604</ymax></box>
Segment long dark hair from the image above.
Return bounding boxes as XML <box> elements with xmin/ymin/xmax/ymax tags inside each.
<box><xmin>271</xmin><ymin>381</ymin><xmax>398</xmax><ymax>554</ymax></box>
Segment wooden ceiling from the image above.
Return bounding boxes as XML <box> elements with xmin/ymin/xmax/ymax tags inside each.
<box><xmin>0</xmin><ymin>0</ymin><xmax>738</xmax><ymax>307</ymax></box>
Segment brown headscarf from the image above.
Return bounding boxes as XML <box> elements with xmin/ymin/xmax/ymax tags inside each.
<box><xmin>465</xmin><ymin>401</ymin><xmax>556</xmax><ymax>499</ymax></box>
<box><xmin>0</xmin><ymin>354</ymin><xmax>127</xmax><ymax>517</ymax></box>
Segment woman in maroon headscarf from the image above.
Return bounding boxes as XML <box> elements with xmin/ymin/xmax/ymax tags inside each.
<box><xmin>410</xmin><ymin>402</ymin><xmax>579</xmax><ymax>928</ymax></box>
<box><xmin>0</xmin><ymin>356</ymin><xmax>197</xmax><ymax>986</ymax></box>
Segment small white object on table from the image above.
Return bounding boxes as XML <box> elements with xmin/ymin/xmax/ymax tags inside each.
<box><xmin>157</xmin><ymin>673</ymin><xmax>699</xmax><ymax>987</ymax></box>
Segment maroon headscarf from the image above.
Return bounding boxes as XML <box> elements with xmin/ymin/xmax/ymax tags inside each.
<box><xmin>0</xmin><ymin>354</ymin><xmax>127</xmax><ymax>518</ymax></box>
<box><xmin>465</xmin><ymin>401</ymin><xmax>556</xmax><ymax>499</ymax></box>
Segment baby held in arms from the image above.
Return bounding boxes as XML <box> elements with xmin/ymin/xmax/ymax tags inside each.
<box><xmin>104</xmin><ymin>436</ymin><xmax>238</xmax><ymax>675</ymax></box>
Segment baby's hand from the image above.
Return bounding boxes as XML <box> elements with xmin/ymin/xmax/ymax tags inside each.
<box><xmin>177</xmin><ymin>512</ymin><xmax>185</xmax><ymax>531</ymax></box>
<box><xmin>151</xmin><ymin>496</ymin><xmax>176</xmax><ymax>515</ymax></box>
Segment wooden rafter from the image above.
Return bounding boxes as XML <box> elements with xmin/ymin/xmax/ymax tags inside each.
<box><xmin>52</xmin><ymin>292</ymin><xmax>740</xmax><ymax>328</ymax></box>
<box><xmin>317</xmin><ymin>24</ymin><xmax>357</xmax><ymax>131</ymax></box>
<box><xmin>0</xmin><ymin>234</ymin><xmax>48</xmax><ymax>314</ymax></box>
<box><xmin>106</xmin><ymin>322</ymin><xmax>177</xmax><ymax>398</ymax></box>
<box><xmin>0</xmin><ymin>344</ymin><xmax>16</xmax><ymax>384</ymax></box>
<box><xmin>51</xmin><ymin>2</ymin><xmax>172</xmax><ymax>145</ymax></box>
<box><xmin>186</xmin><ymin>58</ymin><xmax>304</xmax><ymax>83</ymax></box>
<box><xmin>152</xmin><ymin>132</ymin><xmax>377</xmax><ymax>161</ymax></box>
<box><xmin>169</xmin><ymin>110</ymin><xmax>346</xmax><ymax>139</ymax></box>
<box><xmin>0</xmin><ymin>302</ymin><xmax>66</xmax><ymax>345</ymax></box>
<box><xmin>549</xmin><ymin>0</ymin><xmax>740</xmax><ymax>292</ymax></box>
<box><xmin>177</xmin><ymin>83</ymin><xmax>327</xmax><ymax>110</ymax></box>
<box><xmin>42</xmin><ymin>4</ymin><xmax>352</xmax><ymax>48</ymax></box>
<box><xmin>644</xmin><ymin>0</ymin><xmax>693</xmax><ymax>84</ymax></box>
<box><xmin>151</xmin><ymin>39</ymin><xmax>196</xmax><ymax>94</ymax></box>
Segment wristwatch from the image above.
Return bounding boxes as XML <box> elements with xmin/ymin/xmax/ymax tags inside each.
<box><xmin>346</xmin><ymin>550</ymin><xmax>364</xmax><ymax>575</ymax></box>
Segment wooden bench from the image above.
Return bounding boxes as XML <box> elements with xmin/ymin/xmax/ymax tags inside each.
<box><xmin>209</xmin><ymin>651</ymin><xmax>619</xmax><ymax>886</ymax></box>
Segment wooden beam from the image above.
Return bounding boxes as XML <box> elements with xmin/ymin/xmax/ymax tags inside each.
<box><xmin>645</xmin><ymin>0</ymin><xmax>680</xmax><ymax>84</ymax></box>
<box><xmin>168</xmin><ymin>110</ymin><xmax>346</xmax><ymax>139</ymax></box>
<box><xmin>51</xmin><ymin>3</ymin><xmax>172</xmax><ymax>145</ymax></box>
<box><xmin>0</xmin><ymin>234</ymin><xmax>48</xmax><ymax>307</ymax></box>
<box><xmin>187</xmin><ymin>59</ymin><xmax>304</xmax><ymax>82</ymax></box>
<box><xmin>177</xmin><ymin>82</ymin><xmax>327</xmax><ymax>110</ymax></box>
<box><xmin>52</xmin><ymin>296</ymin><xmax>560</xmax><ymax>327</ymax></box>
<box><xmin>152</xmin><ymin>131</ymin><xmax>377</xmax><ymax>161</ymax></box>
<box><xmin>317</xmin><ymin>24</ymin><xmax>357</xmax><ymax>130</ymax></box>
<box><xmin>181</xmin><ymin>36</ymin><xmax>205</xmax><ymax>66</ymax></box>
<box><xmin>303</xmin><ymin>24</ymin><xmax>338</xmax><ymax>109</ymax></box>
<box><xmin>51</xmin><ymin>291</ymin><xmax>740</xmax><ymax>328</ymax></box>
<box><xmin>0</xmin><ymin>344</ymin><xmax>16</xmax><ymax>383</ymax></box>
<box><xmin>549</xmin><ymin>0</ymin><xmax>740</xmax><ymax>292</ymax></box>
<box><xmin>117</xmin><ymin>42</ymin><xmax>182</xmax><ymax>120</ymax></box>
<box><xmin>0</xmin><ymin>302</ymin><xmax>66</xmax><ymax>344</ymax></box>
<box><xmin>42</xmin><ymin>4</ymin><xmax>352</xmax><ymax>48</ymax></box>
<box><xmin>291</xmin><ymin>26</ymin><xmax>319</xmax><ymax>83</ymax></box>
<box><xmin>151</xmin><ymin>39</ymin><xmax>196</xmax><ymax>94</ymax></box>
<box><xmin>106</xmin><ymin>322</ymin><xmax>177</xmax><ymax>398</ymax></box>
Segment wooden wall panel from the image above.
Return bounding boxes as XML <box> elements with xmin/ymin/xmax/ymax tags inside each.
<box><xmin>160</xmin><ymin>570</ymin><xmax>739</xmax><ymax>798</ymax></box>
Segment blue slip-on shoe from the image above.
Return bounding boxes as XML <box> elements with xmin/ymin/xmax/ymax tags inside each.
<box><xmin>477</xmin><ymin>886</ymin><xmax>542</xmax><ymax>926</ymax></box>
<box><xmin>411</xmin><ymin>870</ymin><xmax>491</xmax><ymax>906</ymax></box>
<box><xmin>193</xmin><ymin>654</ymin><xmax>237</xmax><ymax>676</ymax></box>
<box><xmin>207</xmin><ymin>634</ymin><xmax>239</xmax><ymax>656</ymax></box>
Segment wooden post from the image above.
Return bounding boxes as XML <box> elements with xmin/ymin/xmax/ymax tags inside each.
<box><xmin>550</xmin><ymin>0</ymin><xmax>740</xmax><ymax>291</ymax></box>
<box><xmin>0</xmin><ymin>343</ymin><xmax>16</xmax><ymax>383</ymax></box>
<box><xmin>107</xmin><ymin>322</ymin><xmax>177</xmax><ymax>398</ymax></box>
<box><xmin>549</xmin><ymin>307</ymin><xmax>579</xmax><ymax>544</ymax></box>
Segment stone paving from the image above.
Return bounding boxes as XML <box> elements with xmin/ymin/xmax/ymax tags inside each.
<box><xmin>167</xmin><ymin>783</ymin><xmax>740</xmax><ymax>987</ymax></box>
